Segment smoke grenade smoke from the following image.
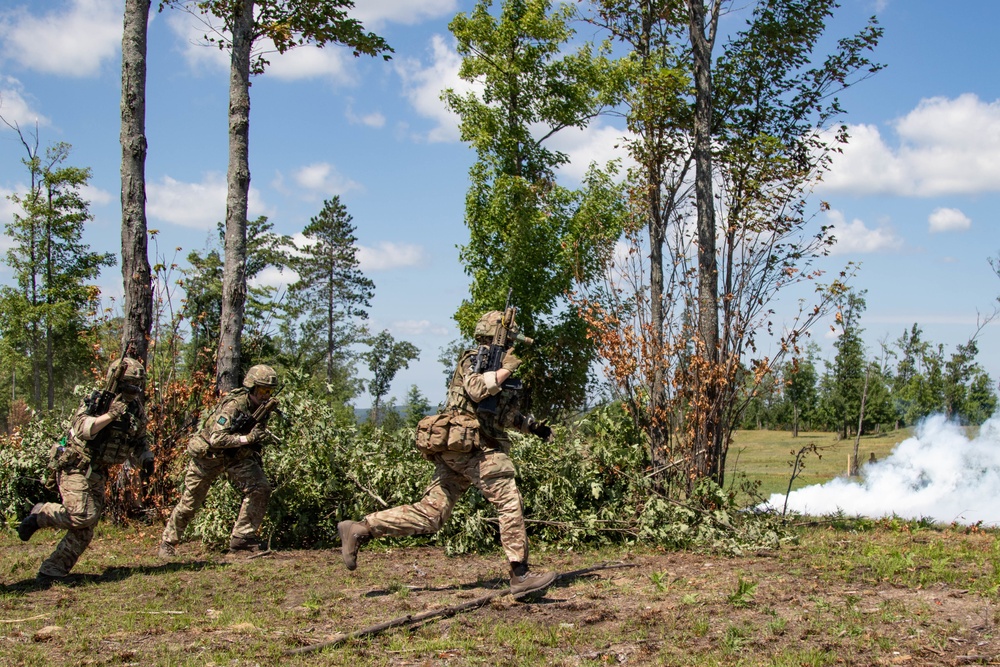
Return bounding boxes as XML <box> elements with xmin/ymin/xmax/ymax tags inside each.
<box><xmin>766</xmin><ymin>414</ymin><xmax>1000</xmax><ymax>525</ymax></box>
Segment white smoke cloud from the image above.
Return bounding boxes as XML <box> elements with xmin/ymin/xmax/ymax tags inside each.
<box><xmin>767</xmin><ymin>414</ymin><xmax>1000</xmax><ymax>525</ymax></box>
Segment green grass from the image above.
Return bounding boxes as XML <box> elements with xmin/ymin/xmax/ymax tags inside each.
<box><xmin>725</xmin><ymin>427</ymin><xmax>914</xmax><ymax>499</ymax></box>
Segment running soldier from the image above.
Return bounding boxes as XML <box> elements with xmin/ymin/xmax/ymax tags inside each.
<box><xmin>337</xmin><ymin>310</ymin><xmax>556</xmax><ymax>597</ymax></box>
<box><xmin>18</xmin><ymin>357</ymin><xmax>154</xmax><ymax>583</ymax></box>
<box><xmin>158</xmin><ymin>365</ymin><xmax>279</xmax><ymax>557</ymax></box>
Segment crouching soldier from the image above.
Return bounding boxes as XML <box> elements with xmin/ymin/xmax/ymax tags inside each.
<box><xmin>337</xmin><ymin>310</ymin><xmax>556</xmax><ymax>597</ymax></box>
<box><xmin>158</xmin><ymin>365</ymin><xmax>279</xmax><ymax>558</ymax></box>
<box><xmin>18</xmin><ymin>357</ymin><xmax>153</xmax><ymax>584</ymax></box>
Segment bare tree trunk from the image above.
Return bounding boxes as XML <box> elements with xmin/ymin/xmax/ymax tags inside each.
<box><xmin>45</xmin><ymin>189</ymin><xmax>54</xmax><ymax>410</ymax></box>
<box><xmin>687</xmin><ymin>0</ymin><xmax>722</xmax><ymax>485</ymax></box>
<box><xmin>850</xmin><ymin>367</ymin><xmax>871</xmax><ymax>476</ymax></box>
<box><xmin>120</xmin><ymin>0</ymin><xmax>152</xmax><ymax>364</ymax></box>
<box><xmin>218</xmin><ymin>0</ymin><xmax>254</xmax><ymax>393</ymax></box>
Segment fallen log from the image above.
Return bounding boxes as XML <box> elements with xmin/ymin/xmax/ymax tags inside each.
<box><xmin>285</xmin><ymin>561</ymin><xmax>636</xmax><ymax>656</ymax></box>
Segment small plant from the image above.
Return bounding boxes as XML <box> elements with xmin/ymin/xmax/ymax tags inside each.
<box><xmin>727</xmin><ymin>576</ymin><xmax>758</xmax><ymax>608</ymax></box>
<box><xmin>649</xmin><ymin>570</ymin><xmax>670</xmax><ymax>592</ymax></box>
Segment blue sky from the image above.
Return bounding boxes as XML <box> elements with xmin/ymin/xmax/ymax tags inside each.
<box><xmin>0</xmin><ymin>0</ymin><xmax>997</xmax><ymax>407</ymax></box>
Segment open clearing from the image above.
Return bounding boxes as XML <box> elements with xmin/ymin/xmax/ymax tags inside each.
<box><xmin>2</xmin><ymin>520</ymin><xmax>998</xmax><ymax>666</ymax></box>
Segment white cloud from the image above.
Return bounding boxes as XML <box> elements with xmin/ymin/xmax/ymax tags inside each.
<box><xmin>264</xmin><ymin>44</ymin><xmax>353</xmax><ymax>84</ymax></box>
<box><xmin>395</xmin><ymin>34</ymin><xmax>474</xmax><ymax>143</ymax></box>
<box><xmin>928</xmin><ymin>207</ymin><xmax>971</xmax><ymax>233</ymax></box>
<box><xmin>0</xmin><ymin>0</ymin><xmax>122</xmax><ymax>77</ymax></box>
<box><xmin>147</xmin><ymin>172</ymin><xmax>270</xmax><ymax>229</ymax></box>
<box><xmin>287</xmin><ymin>162</ymin><xmax>362</xmax><ymax>199</ymax></box>
<box><xmin>825</xmin><ymin>209</ymin><xmax>903</xmax><ymax>255</ymax></box>
<box><xmin>391</xmin><ymin>319</ymin><xmax>450</xmax><ymax>337</ymax></box>
<box><xmin>81</xmin><ymin>184</ymin><xmax>113</xmax><ymax>208</ymax></box>
<box><xmin>0</xmin><ymin>78</ymin><xmax>50</xmax><ymax>128</ymax></box>
<box><xmin>346</xmin><ymin>103</ymin><xmax>386</xmax><ymax>128</ymax></box>
<box><xmin>166</xmin><ymin>8</ymin><xmax>355</xmax><ymax>84</ymax></box>
<box><xmin>0</xmin><ymin>186</ymin><xmax>18</xmax><ymax>251</ymax></box>
<box><xmin>547</xmin><ymin>121</ymin><xmax>632</xmax><ymax>182</ymax></box>
<box><xmin>358</xmin><ymin>242</ymin><xmax>427</xmax><ymax>271</ymax></box>
<box><xmin>248</xmin><ymin>265</ymin><xmax>293</xmax><ymax>292</ymax></box>
<box><xmin>821</xmin><ymin>94</ymin><xmax>1000</xmax><ymax>197</ymax></box>
<box><xmin>351</xmin><ymin>0</ymin><xmax>458</xmax><ymax>30</ymax></box>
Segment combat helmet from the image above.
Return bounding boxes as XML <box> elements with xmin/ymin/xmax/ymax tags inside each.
<box><xmin>474</xmin><ymin>311</ymin><xmax>504</xmax><ymax>342</ymax></box>
<box><xmin>108</xmin><ymin>357</ymin><xmax>146</xmax><ymax>396</ymax></box>
<box><xmin>243</xmin><ymin>364</ymin><xmax>279</xmax><ymax>389</ymax></box>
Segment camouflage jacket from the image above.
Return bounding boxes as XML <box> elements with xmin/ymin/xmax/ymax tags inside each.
<box><xmin>59</xmin><ymin>395</ymin><xmax>151</xmax><ymax>472</ymax></box>
<box><xmin>444</xmin><ymin>348</ymin><xmax>534</xmax><ymax>448</ymax></box>
<box><xmin>186</xmin><ymin>387</ymin><xmax>272</xmax><ymax>458</ymax></box>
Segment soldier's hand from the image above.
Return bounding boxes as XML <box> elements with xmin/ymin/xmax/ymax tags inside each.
<box><xmin>107</xmin><ymin>398</ymin><xmax>128</xmax><ymax>420</ymax></box>
<box><xmin>528</xmin><ymin>419</ymin><xmax>552</xmax><ymax>442</ymax></box>
<box><xmin>501</xmin><ymin>351</ymin><xmax>522</xmax><ymax>374</ymax></box>
<box><xmin>246</xmin><ymin>423</ymin><xmax>266</xmax><ymax>446</ymax></box>
<box><xmin>140</xmin><ymin>456</ymin><xmax>155</xmax><ymax>479</ymax></box>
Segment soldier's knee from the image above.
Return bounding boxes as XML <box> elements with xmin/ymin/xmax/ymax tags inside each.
<box><xmin>67</xmin><ymin>509</ymin><xmax>101</xmax><ymax>529</ymax></box>
<box><xmin>248</xmin><ymin>480</ymin><xmax>271</xmax><ymax>499</ymax></box>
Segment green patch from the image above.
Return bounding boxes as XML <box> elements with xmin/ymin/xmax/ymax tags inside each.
<box><xmin>217</xmin><ymin>416</ymin><xmax>228</xmax><ymax>425</ymax></box>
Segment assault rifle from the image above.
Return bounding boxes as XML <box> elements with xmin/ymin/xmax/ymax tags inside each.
<box><xmin>232</xmin><ymin>389</ymin><xmax>284</xmax><ymax>445</ymax></box>
<box><xmin>473</xmin><ymin>289</ymin><xmax>533</xmax><ymax>416</ymax></box>
<box><xmin>84</xmin><ymin>341</ymin><xmax>135</xmax><ymax>417</ymax></box>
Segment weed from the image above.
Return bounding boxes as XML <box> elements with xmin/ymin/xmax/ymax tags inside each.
<box><xmin>649</xmin><ymin>570</ymin><xmax>670</xmax><ymax>592</ymax></box>
<box><xmin>727</xmin><ymin>576</ymin><xmax>758</xmax><ymax>608</ymax></box>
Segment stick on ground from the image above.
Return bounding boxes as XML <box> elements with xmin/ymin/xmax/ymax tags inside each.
<box><xmin>285</xmin><ymin>562</ymin><xmax>636</xmax><ymax>656</ymax></box>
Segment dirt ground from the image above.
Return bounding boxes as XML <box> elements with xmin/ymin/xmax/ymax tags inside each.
<box><xmin>1</xmin><ymin>528</ymin><xmax>998</xmax><ymax>666</ymax></box>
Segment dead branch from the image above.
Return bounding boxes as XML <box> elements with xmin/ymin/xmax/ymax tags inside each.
<box><xmin>285</xmin><ymin>562</ymin><xmax>637</xmax><ymax>656</ymax></box>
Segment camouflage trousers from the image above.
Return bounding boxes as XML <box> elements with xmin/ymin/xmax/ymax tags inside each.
<box><xmin>160</xmin><ymin>453</ymin><xmax>271</xmax><ymax>546</ymax></box>
<box><xmin>365</xmin><ymin>446</ymin><xmax>528</xmax><ymax>564</ymax></box>
<box><xmin>33</xmin><ymin>468</ymin><xmax>107</xmax><ymax>578</ymax></box>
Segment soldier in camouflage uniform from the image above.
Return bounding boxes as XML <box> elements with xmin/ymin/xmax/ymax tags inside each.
<box><xmin>337</xmin><ymin>311</ymin><xmax>557</xmax><ymax>597</ymax></box>
<box><xmin>17</xmin><ymin>357</ymin><xmax>154</xmax><ymax>583</ymax></box>
<box><xmin>158</xmin><ymin>365</ymin><xmax>279</xmax><ymax>557</ymax></box>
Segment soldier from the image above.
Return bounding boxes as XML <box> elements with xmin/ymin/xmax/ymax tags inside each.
<box><xmin>337</xmin><ymin>311</ymin><xmax>556</xmax><ymax>597</ymax></box>
<box><xmin>17</xmin><ymin>357</ymin><xmax>154</xmax><ymax>584</ymax></box>
<box><xmin>158</xmin><ymin>365</ymin><xmax>279</xmax><ymax>558</ymax></box>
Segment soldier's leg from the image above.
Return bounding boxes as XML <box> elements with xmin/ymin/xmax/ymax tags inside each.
<box><xmin>225</xmin><ymin>457</ymin><xmax>271</xmax><ymax>540</ymax></box>
<box><xmin>161</xmin><ymin>457</ymin><xmax>225</xmax><ymax>545</ymax></box>
<box><xmin>38</xmin><ymin>471</ymin><xmax>106</xmax><ymax>578</ymax></box>
<box><xmin>472</xmin><ymin>450</ymin><xmax>528</xmax><ymax>564</ymax></box>
<box><xmin>365</xmin><ymin>461</ymin><xmax>469</xmax><ymax>538</ymax></box>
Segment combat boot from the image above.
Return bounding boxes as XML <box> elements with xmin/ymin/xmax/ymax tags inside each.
<box><xmin>510</xmin><ymin>562</ymin><xmax>557</xmax><ymax>597</ymax></box>
<box><xmin>158</xmin><ymin>541</ymin><xmax>176</xmax><ymax>559</ymax></box>
<box><xmin>337</xmin><ymin>520</ymin><xmax>370</xmax><ymax>571</ymax></box>
<box><xmin>17</xmin><ymin>504</ymin><xmax>43</xmax><ymax>542</ymax></box>
<box><xmin>229</xmin><ymin>536</ymin><xmax>267</xmax><ymax>552</ymax></box>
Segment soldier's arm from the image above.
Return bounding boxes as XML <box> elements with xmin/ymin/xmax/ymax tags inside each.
<box><xmin>71</xmin><ymin>403</ymin><xmax>116</xmax><ymax>440</ymax></box>
<box><xmin>205</xmin><ymin>401</ymin><xmax>252</xmax><ymax>449</ymax></box>
<box><xmin>463</xmin><ymin>361</ymin><xmax>513</xmax><ymax>402</ymax></box>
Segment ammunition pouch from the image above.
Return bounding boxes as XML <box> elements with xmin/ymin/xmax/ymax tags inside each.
<box><xmin>414</xmin><ymin>412</ymin><xmax>480</xmax><ymax>459</ymax></box>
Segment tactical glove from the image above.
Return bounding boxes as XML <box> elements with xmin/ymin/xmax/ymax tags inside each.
<box><xmin>528</xmin><ymin>419</ymin><xmax>552</xmax><ymax>442</ymax></box>
<box><xmin>140</xmin><ymin>456</ymin><xmax>155</xmax><ymax>479</ymax></box>
<box><xmin>501</xmin><ymin>351</ymin><xmax>522</xmax><ymax>374</ymax></box>
<box><xmin>107</xmin><ymin>398</ymin><xmax>128</xmax><ymax>420</ymax></box>
<box><xmin>246</xmin><ymin>423</ymin><xmax>266</xmax><ymax>446</ymax></box>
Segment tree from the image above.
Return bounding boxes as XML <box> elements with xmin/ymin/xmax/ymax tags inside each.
<box><xmin>580</xmin><ymin>0</ymin><xmax>881</xmax><ymax>489</ymax></box>
<box><xmin>166</xmin><ymin>0</ymin><xmax>391</xmax><ymax>392</ymax></box>
<box><xmin>121</xmin><ymin>0</ymin><xmax>153</xmax><ymax>363</ymax></box>
<box><xmin>285</xmin><ymin>197</ymin><xmax>374</xmax><ymax>388</ymax></box>
<box><xmin>783</xmin><ymin>344</ymin><xmax>819</xmax><ymax>436</ymax></box>
<box><xmin>445</xmin><ymin>0</ymin><xmax>626</xmax><ymax>418</ymax></box>
<box><xmin>403</xmin><ymin>384</ymin><xmax>433</xmax><ymax>429</ymax></box>
<box><xmin>181</xmin><ymin>216</ymin><xmax>291</xmax><ymax>379</ymax></box>
<box><xmin>0</xmin><ymin>130</ymin><xmax>114</xmax><ymax>409</ymax></box>
<box><xmin>827</xmin><ymin>287</ymin><xmax>867</xmax><ymax>440</ymax></box>
<box><xmin>363</xmin><ymin>330</ymin><xmax>419</xmax><ymax>425</ymax></box>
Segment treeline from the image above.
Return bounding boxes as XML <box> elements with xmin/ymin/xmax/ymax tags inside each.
<box><xmin>1</xmin><ymin>0</ymin><xmax>998</xmax><ymax>541</ymax></box>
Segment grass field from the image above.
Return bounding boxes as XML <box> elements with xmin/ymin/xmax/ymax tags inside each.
<box><xmin>725</xmin><ymin>427</ymin><xmax>916</xmax><ymax>500</ymax></box>
<box><xmin>2</xmin><ymin>426</ymin><xmax>997</xmax><ymax>666</ymax></box>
